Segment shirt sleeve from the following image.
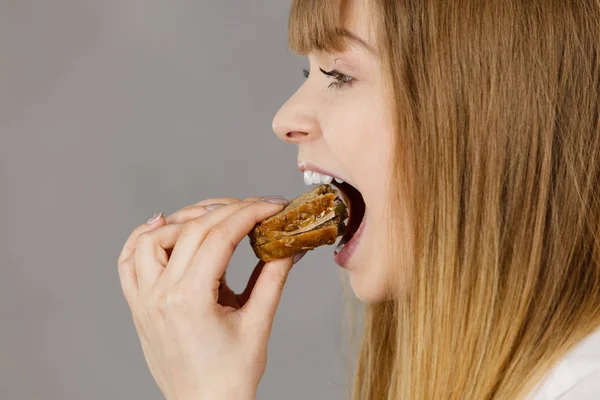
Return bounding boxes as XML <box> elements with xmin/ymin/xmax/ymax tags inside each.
<box><xmin>556</xmin><ymin>368</ymin><xmax>600</xmax><ymax>399</ymax></box>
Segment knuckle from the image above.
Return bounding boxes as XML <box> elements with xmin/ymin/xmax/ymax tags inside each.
<box><xmin>117</xmin><ymin>256</ymin><xmax>131</xmax><ymax>276</ymax></box>
<box><xmin>135</xmin><ymin>231</ymin><xmax>155</xmax><ymax>250</ymax></box>
<box><xmin>182</xmin><ymin>217</ymin><xmax>205</xmax><ymax>235</ymax></box>
<box><xmin>117</xmin><ymin>255</ymin><xmax>135</xmax><ymax>278</ymax></box>
<box><xmin>139</xmin><ymin>291</ymin><xmax>164</xmax><ymax>319</ymax></box>
<box><xmin>148</xmin><ymin>291</ymin><xmax>166</xmax><ymax>315</ymax></box>
<box><xmin>197</xmin><ymin>197</ymin><xmax>239</xmax><ymax>206</ymax></box>
<box><xmin>207</xmin><ymin>225</ymin><xmax>237</xmax><ymax>252</ymax></box>
<box><xmin>223</xmin><ymin>197</ymin><xmax>241</xmax><ymax>204</ymax></box>
<box><xmin>165</xmin><ymin>210</ymin><xmax>184</xmax><ymax>223</ymax></box>
<box><xmin>175</xmin><ymin>204</ymin><xmax>210</xmax><ymax>218</ymax></box>
<box><xmin>130</xmin><ymin>225</ymin><xmax>146</xmax><ymax>238</ymax></box>
<box><xmin>207</xmin><ymin>224</ymin><xmax>230</xmax><ymax>241</ymax></box>
<box><xmin>130</xmin><ymin>224</ymin><xmax>150</xmax><ymax>243</ymax></box>
<box><xmin>116</xmin><ymin>256</ymin><xmax>125</xmax><ymax>269</ymax></box>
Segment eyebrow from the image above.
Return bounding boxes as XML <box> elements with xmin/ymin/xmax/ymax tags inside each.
<box><xmin>337</xmin><ymin>28</ymin><xmax>377</xmax><ymax>54</ymax></box>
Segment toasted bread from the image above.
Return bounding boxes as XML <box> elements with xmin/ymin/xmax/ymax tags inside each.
<box><xmin>248</xmin><ymin>185</ymin><xmax>347</xmax><ymax>261</ymax></box>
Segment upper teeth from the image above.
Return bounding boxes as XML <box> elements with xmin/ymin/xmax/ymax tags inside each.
<box><xmin>304</xmin><ymin>170</ymin><xmax>344</xmax><ymax>185</ymax></box>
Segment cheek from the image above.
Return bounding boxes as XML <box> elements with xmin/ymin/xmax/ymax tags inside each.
<box><xmin>325</xmin><ymin>119</ymin><xmax>364</xmax><ymax>164</ymax></box>
<box><xmin>322</xmin><ymin>96</ymin><xmax>390</xmax><ymax>165</ymax></box>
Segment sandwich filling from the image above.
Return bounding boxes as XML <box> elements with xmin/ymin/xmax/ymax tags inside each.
<box><xmin>330</xmin><ymin>180</ymin><xmax>366</xmax><ymax>249</ymax></box>
<box><xmin>279</xmin><ymin>198</ymin><xmax>346</xmax><ymax>236</ymax></box>
<box><xmin>248</xmin><ymin>184</ymin><xmax>348</xmax><ymax>255</ymax></box>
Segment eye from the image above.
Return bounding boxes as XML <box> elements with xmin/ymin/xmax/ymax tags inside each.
<box><xmin>301</xmin><ymin>67</ymin><xmax>355</xmax><ymax>90</ymax></box>
<box><xmin>319</xmin><ymin>67</ymin><xmax>355</xmax><ymax>90</ymax></box>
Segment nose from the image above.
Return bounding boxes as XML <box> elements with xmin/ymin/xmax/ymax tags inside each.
<box><xmin>272</xmin><ymin>85</ymin><xmax>321</xmax><ymax>144</ymax></box>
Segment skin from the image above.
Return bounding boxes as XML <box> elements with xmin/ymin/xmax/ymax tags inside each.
<box><xmin>273</xmin><ymin>0</ymin><xmax>405</xmax><ymax>302</ymax></box>
<box><xmin>117</xmin><ymin>0</ymin><xmax>406</xmax><ymax>398</ymax></box>
<box><xmin>117</xmin><ymin>197</ymin><xmax>296</xmax><ymax>400</ymax></box>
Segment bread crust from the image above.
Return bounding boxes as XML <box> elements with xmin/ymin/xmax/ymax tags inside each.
<box><xmin>248</xmin><ymin>185</ymin><xmax>347</xmax><ymax>261</ymax></box>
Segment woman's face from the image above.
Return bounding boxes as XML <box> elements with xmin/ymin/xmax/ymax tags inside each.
<box><xmin>273</xmin><ymin>0</ymin><xmax>408</xmax><ymax>302</ymax></box>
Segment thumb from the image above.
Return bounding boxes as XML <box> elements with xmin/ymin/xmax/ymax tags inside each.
<box><xmin>242</xmin><ymin>257</ymin><xmax>294</xmax><ymax>338</ymax></box>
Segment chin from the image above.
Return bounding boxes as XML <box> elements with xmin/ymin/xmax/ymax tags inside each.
<box><xmin>348</xmin><ymin>267</ymin><xmax>391</xmax><ymax>303</ymax></box>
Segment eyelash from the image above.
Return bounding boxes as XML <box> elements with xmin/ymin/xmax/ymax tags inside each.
<box><xmin>302</xmin><ymin>67</ymin><xmax>355</xmax><ymax>90</ymax></box>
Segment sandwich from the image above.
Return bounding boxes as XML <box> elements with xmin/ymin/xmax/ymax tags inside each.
<box><xmin>248</xmin><ymin>184</ymin><xmax>348</xmax><ymax>262</ymax></box>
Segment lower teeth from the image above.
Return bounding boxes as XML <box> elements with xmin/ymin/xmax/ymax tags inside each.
<box><xmin>335</xmin><ymin>241</ymin><xmax>346</xmax><ymax>254</ymax></box>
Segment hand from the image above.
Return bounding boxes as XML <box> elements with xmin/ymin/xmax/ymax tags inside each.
<box><xmin>117</xmin><ymin>196</ymin><xmax>301</xmax><ymax>400</ymax></box>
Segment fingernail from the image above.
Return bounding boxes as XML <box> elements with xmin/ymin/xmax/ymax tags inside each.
<box><xmin>261</xmin><ymin>195</ymin><xmax>289</xmax><ymax>204</ymax></box>
<box><xmin>206</xmin><ymin>203</ymin><xmax>224</xmax><ymax>211</ymax></box>
<box><xmin>146</xmin><ymin>212</ymin><xmax>163</xmax><ymax>225</ymax></box>
<box><xmin>293</xmin><ymin>250</ymin><xmax>308</xmax><ymax>264</ymax></box>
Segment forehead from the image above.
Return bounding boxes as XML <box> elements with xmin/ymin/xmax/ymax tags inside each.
<box><xmin>287</xmin><ymin>0</ymin><xmax>378</xmax><ymax>55</ymax></box>
<box><xmin>342</xmin><ymin>0</ymin><xmax>377</xmax><ymax>50</ymax></box>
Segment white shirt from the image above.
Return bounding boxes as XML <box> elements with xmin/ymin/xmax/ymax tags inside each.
<box><xmin>527</xmin><ymin>326</ymin><xmax>600</xmax><ymax>399</ymax></box>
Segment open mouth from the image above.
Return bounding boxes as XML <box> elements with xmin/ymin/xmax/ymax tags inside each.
<box><xmin>331</xmin><ymin>180</ymin><xmax>366</xmax><ymax>250</ymax></box>
<box><xmin>300</xmin><ymin>165</ymin><xmax>367</xmax><ymax>258</ymax></box>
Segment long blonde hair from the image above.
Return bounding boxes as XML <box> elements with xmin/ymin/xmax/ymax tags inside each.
<box><xmin>288</xmin><ymin>0</ymin><xmax>600</xmax><ymax>398</ymax></box>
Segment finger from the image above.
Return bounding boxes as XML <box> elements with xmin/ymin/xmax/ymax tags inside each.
<box><xmin>117</xmin><ymin>252</ymin><xmax>139</xmax><ymax>307</ymax></box>
<box><xmin>159</xmin><ymin>200</ymin><xmax>260</xmax><ymax>286</ymax></box>
<box><xmin>134</xmin><ymin>224</ymin><xmax>185</xmax><ymax>291</ymax></box>
<box><xmin>242</xmin><ymin>257</ymin><xmax>294</xmax><ymax>338</ymax></box>
<box><xmin>165</xmin><ymin>198</ymin><xmax>241</xmax><ymax>224</ymax></box>
<box><xmin>192</xmin><ymin>197</ymin><xmax>240</xmax><ymax>207</ymax></box>
<box><xmin>237</xmin><ymin>250</ymin><xmax>305</xmax><ymax>306</ymax></box>
<box><xmin>185</xmin><ymin>201</ymin><xmax>286</xmax><ymax>300</ymax></box>
<box><xmin>166</xmin><ymin>197</ymin><xmax>266</xmax><ymax>224</ymax></box>
<box><xmin>236</xmin><ymin>260</ymin><xmax>266</xmax><ymax>306</ymax></box>
<box><xmin>117</xmin><ymin>212</ymin><xmax>165</xmax><ymax>266</ymax></box>
<box><xmin>165</xmin><ymin>206</ymin><xmax>210</xmax><ymax>225</ymax></box>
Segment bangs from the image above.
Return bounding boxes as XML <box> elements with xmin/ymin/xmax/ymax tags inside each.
<box><xmin>288</xmin><ymin>0</ymin><xmax>349</xmax><ymax>54</ymax></box>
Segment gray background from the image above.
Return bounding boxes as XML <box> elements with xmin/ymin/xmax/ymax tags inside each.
<box><xmin>0</xmin><ymin>1</ymin><xmax>356</xmax><ymax>399</ymax></box>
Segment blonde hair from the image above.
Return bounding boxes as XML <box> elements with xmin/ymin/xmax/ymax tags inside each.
<box><xmin>288</xmin><ymin>0</ymin><xmax>600</xmax><ymax>399</ymax></box>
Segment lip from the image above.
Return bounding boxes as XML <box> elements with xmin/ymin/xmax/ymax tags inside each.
<box><xmin>334</xmin><ymin>211</ymin><xmax>367</xmax><ymax>268</ymax></box>
<box><xmin>298</xmin><ymin>161</ymin><xmax>353</xmax><ymax>186</ymax></box>
<box><xmin>298</xmin><ymin>160</ymin><xmax>366</xmax><ymax>267</ymax></box>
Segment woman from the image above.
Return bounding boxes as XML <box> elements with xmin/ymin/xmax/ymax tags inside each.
<box><xmin>117</xmin><ymin>0</ymin><xmax>600</xmax><ymax>398</ymax></box>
